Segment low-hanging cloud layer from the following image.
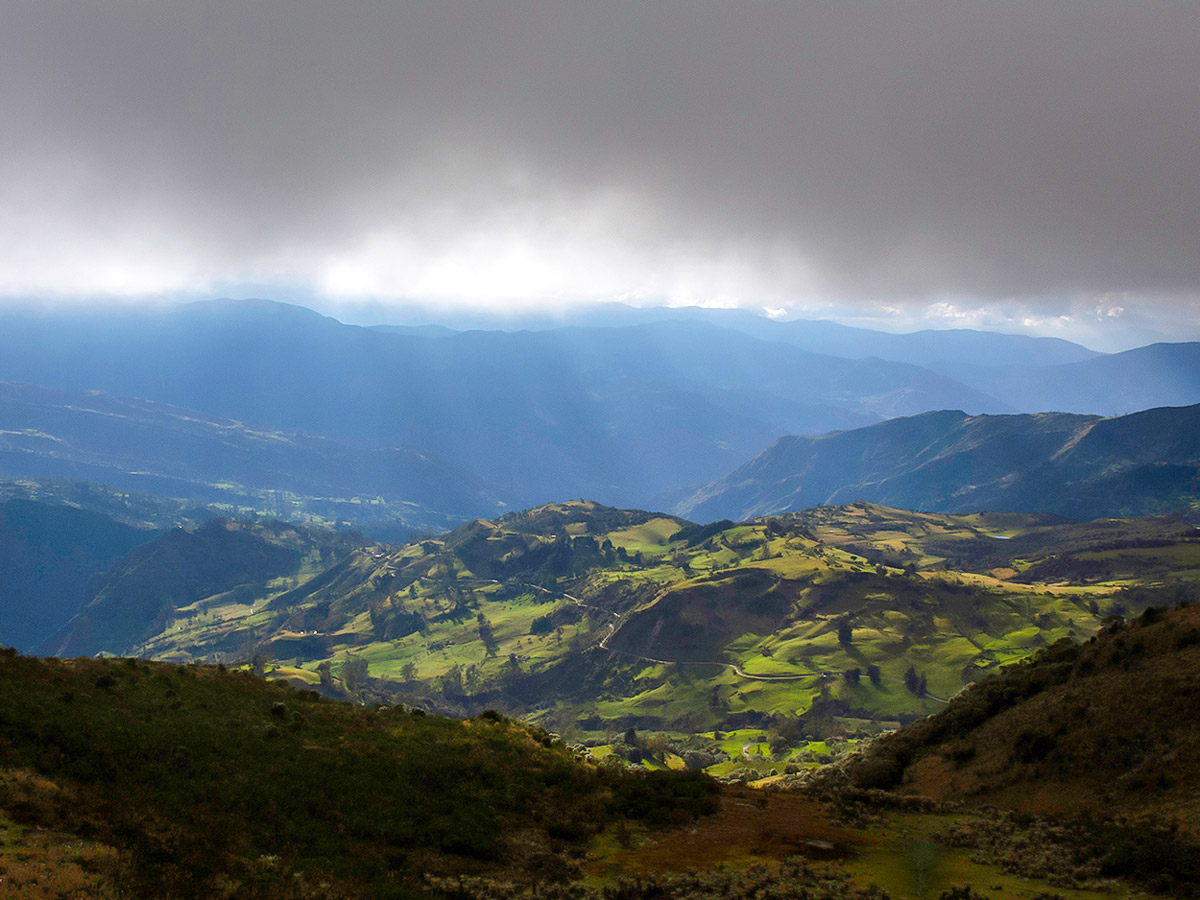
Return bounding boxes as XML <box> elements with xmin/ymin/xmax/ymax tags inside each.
<box><xmin>2</xmin><ymin>2</ymin><xmax>1198</xmax><ymax>340</ymax></box>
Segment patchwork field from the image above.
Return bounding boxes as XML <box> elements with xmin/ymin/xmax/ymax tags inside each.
<box><xmin>92</xmin><ymin>500</ymin><xmax>1200</xmax><ymax>775</ymax></box>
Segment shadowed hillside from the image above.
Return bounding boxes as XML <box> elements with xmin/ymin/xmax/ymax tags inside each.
<box><xmin>0</xmin><ymin>499</ymin><xmax>154</xmax><ymax>651</ymax></box>
<box><xmin>45</xmin><ymin>519</ymin><xmax>360</xmax><ymax>658</ymax></box>
<box><xmin>678</xmin><ymin>404</ymin><xmax>1200</xmax><ymax>523</ymax></box>
<box><xmin>0</xmin><ymin>651</ymin><xmax>723</xmax><ymax>898</ymax></box>
<box><xmin>837</xmin><ymin>603</ymin><xmax>1200</xmax><ymax>825</ymax></box>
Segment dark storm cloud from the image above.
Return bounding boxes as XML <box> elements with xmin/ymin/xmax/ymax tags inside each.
<box><xmin>1</xmin><ymin>1</ymin><xmax>1198</xmax><ymax>307</ymax></box>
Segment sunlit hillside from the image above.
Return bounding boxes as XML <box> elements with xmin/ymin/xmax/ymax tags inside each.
<box><xmin>51</xmin><ymin>500</ymin><xmax>1195</xmax><ymax>780</ymax></box>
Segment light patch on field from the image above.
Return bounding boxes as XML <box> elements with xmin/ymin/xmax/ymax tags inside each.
<box><xmin>606</xmin><ymin>517</ymin><xmax>680</xmax><ymax>551</ymax></box>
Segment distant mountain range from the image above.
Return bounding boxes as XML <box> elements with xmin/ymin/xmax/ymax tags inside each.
<box><xmin>0</xmin><ymin>300</ymin><xmax>1014</xmax><ymax>508</ymax></box>
<box><xmin>976</xmin><ymin>341</ymin><xmax>1200</xmax><ymax>415</ymax></box>
<box><xmin>1</xmin><ymin>299</ymin><xmax>1198</xmax><ymax>518</ymax></box>
<box><xmin>677</xmin><ymin>403</ymin><xmax>1200</xmax><ymax>523</ymax></box>
<box><xmin>376</xmin><ymin>301</ymin><xmax>1102</xmax><ymax>374</ymax></box>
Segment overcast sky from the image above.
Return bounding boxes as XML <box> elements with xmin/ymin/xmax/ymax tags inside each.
<box><xmin>1</xmin><ymin>2</ymin><xmax>1198</xmax><ymax>347</ymax></box>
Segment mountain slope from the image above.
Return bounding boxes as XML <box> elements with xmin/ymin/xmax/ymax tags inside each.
<box><xmin>983</xmin><ymin>341</ymin><xmax>1200</xmax><ymax>415</ymax></box>
<box><xmin>838</xmin><ymin>603</ymin><xmax>1200</xmax><ymax>825</ymax></box>
<box><xmin>678</xmin><ymin>403</ymin><xmax>1200</xmax><ymax>522</ymax></box>
<box><xmin>0</xmin><ymin>380</ymin><xmax>509</xmax><ymax>533</ymax></box>
<box><xmin>0</xmin><ymin>499</ymin><xmax>154</xmax><ymax>652</ymax></box>
<box><xmin>47</xmin><ymin>518</ymin><xmax>360</xmax><ymax>658</ymax></box>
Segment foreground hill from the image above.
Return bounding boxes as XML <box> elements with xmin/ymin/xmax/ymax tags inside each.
<box><xmin>69</xmin><ymin>501</ymin><xmax>1200</xmax><ymax>777</ymax></box>
<box><xmin>677</xmin><ymin>403</ymin><xmax>1200</xmax><ymax>523</ymax></box>
<box><xmin>4</xmin><ymin>650</ymin><xmax>1163</xmax><ymax>900</ymax></box>
<box><xmin>833</xmin><ymin>603</ymin><xmax>1200</xmax><ymax>889</ymax></box>
<box><xmin>0</xmin><ymin>651</ymin><xmax>727</xmax><ymax>899</ymax></box>
<box><xmin>0</xmin><ymin>498</ymin><xmax>154</xmax><ymax>651</ymax></box>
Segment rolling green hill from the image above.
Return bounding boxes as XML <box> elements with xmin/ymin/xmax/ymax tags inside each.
<box><xmin>70</xmin><ymin>501</ymin><xmax>1200</xmax><ymax>778</ymax></box>
<box><xmin>44</xmin><ymin>518</ymin><xmax>361</xmax><ymax>658</ymax></box>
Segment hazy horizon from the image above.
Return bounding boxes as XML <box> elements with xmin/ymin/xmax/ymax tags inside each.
<box><xmin>1</xmin><ymin>3</ymin><xmax>1197</xmax><ymax>351</ymax></box>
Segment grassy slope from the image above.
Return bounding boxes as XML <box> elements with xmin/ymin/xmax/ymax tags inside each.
<box><xmin>50</xmin><ymin>518</ymin><xmax>360</xmax><ymax>658</ymax></box>
<box><xmin>1</xmin><ymin>651</ymin><xmax>1152</xmax><ymax>900</ymax></box>
<box><xmin>838</xmin><ymin>604</ymin><xmax>1200</xmax><ymax>823</ymax></box>
<box><xmin>0</xmin><ymin>651</ymin><xmax>727</xmax><ymax>899</ymax></box>
<box><xmin>113</xmin><ymin>501</ymin><xmax>1200</xmax><ymax>775</ymax></box>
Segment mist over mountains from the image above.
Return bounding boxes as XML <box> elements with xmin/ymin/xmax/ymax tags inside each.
<box><xmin>2</xmin><ymin>299</ymin><xmax>1198</xmax><ymax>527</ymax></box>
<box><xmin>0</xmin><ymin>380</ymin><xmax>505</xmax><ymax>534</ymax></box>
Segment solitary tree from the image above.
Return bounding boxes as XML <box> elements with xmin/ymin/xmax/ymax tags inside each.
<box><xmin>343</xmin><ymin>655</ymin><xmax>369</xmax><ymax>695</ymax></box>
<box><xmin>837</xmin><ymin>618</ymin><xmax>854</xmax><ymax>645</ymax></box>
<box><xmin>251</xmin><ymin>649</ymin><xmax>272</xmax><ymax>677</ymax></box>
<box><xmin>440</xmin><ymin>664</ymin><xmax>464</xmax><ymax>697</ymax></box>
<box><xmin>477</xmin><ymin>612</ymin><xmax>499</xmax><ymax>656</ymax></box>
<box><xmin>903</xmin><ymin>665</ymin><xmax>919</xmax><ymax>693</ymax></box>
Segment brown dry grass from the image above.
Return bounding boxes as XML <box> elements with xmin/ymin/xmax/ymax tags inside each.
<box><xmin>0</xmin><ymin>830</ymin><xmax>121</xmax><ymax>900</ymax></box>
<box><xmin>900</xmin><ymin>605</ymin><xmax>1200</xmax><ymax>828</ymax></box>
<box><xmin>587</xmin><ymin>787</ymin><xmax>860</xmax><ymax>875</ymax></box>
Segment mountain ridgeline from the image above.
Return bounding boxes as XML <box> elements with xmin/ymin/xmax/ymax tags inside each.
<box><xmin>678</xmin><ymin>403</ymin><xmax>1200</xmax><ymax>523</ymax></box>
<box><xmin>0</xmin><ymin>301</ymin><xmax>1013</xmax><ymax>510</ymax></box>
<box><xmin>2</xmin><ymin>300</ymin><xmax>1199</xmax><ymax>530</ymax></box>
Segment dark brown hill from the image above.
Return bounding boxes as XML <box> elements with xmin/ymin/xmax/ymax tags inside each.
<box><xmin>838</xmin><ymin>602</ymin><xmax>1200</xmax><ymax>826</ymax></box>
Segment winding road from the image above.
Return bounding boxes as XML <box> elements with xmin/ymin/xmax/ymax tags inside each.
<box><xmin>511</xmin><ymin>579</ymin><xmax>948</xmax><ymax>700</ymax></box>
